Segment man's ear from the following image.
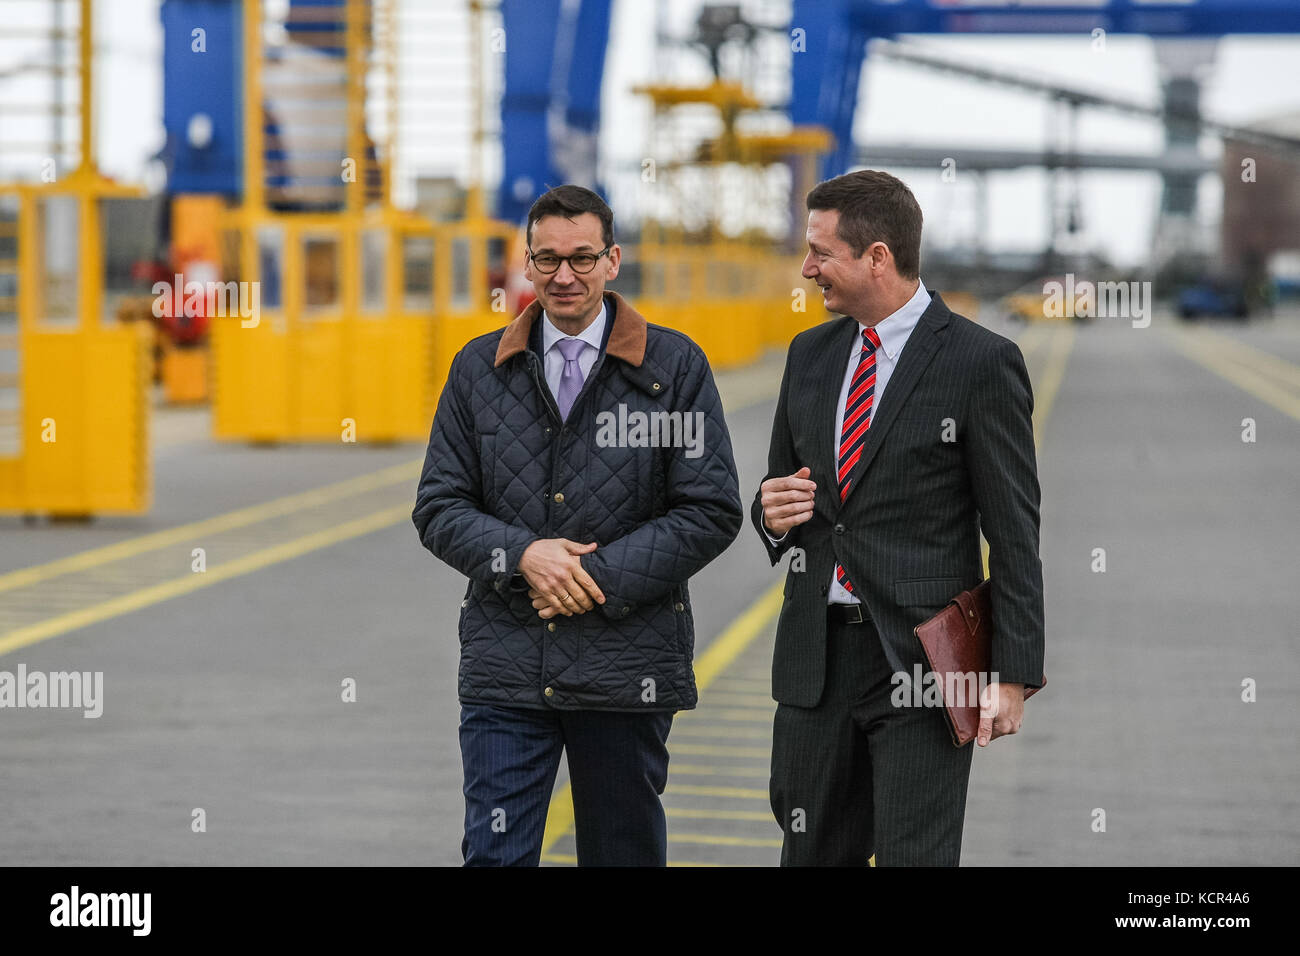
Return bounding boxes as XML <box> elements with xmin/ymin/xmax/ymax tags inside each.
<box><xmin>605</xmin><ymin>244</ymin><xmax>621</xmax><ymax>281</ymax></box>
<box><xmin>867</xmin><ymin>240</ymin><xmax>892</xmax><ymax>275</ymax></box>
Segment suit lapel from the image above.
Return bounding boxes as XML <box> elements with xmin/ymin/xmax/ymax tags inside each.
<box><xmin>839</xmin><ymin>293</ymin><xmax>951</xmax><ymax>508</ymax></box>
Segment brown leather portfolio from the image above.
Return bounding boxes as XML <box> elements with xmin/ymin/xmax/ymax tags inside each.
<box><xmin>912</xmin><ymin>579</ymin><xmax>1046</xmax><ymax>747</ymax></box>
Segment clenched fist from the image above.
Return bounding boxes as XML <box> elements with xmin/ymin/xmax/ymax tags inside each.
<box><xmin>760</xmin><ymin>466</ymin><xmax>817</xmax><ymax>537</ymax></box>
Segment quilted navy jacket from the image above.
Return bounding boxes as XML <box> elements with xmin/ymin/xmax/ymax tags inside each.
<box><xmin>412</xmin><ymin>291</ymin><xmax>742</xmax><ymax>711</ymax></box>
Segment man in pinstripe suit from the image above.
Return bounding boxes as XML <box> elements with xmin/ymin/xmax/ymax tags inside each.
<box><xmin>754</xmin><ymin>170</ymin><xmax>1045</xmax><ymax>866</ymax></box>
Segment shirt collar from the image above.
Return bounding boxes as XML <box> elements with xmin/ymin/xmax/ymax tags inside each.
<box><xmin>542</xmin><ymin>299</ymin><xmax>607</xmax><ymax>357</ymax></box>
<box><xmin>861</xmin><ymin>279</ymin><xmax>930</xmax><ymax>360</ymax></box>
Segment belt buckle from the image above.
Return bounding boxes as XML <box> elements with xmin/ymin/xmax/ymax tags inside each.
<box><xmin>841</xmin><ymin>603</ymin><xmax>864</xmax><ymax>624</ymax></box>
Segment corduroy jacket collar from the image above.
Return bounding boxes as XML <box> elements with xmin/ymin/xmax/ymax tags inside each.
<box><xmin>494</xmin><ymin>290</ymin><xmax>647</xmax><ymax>368</ymax></box>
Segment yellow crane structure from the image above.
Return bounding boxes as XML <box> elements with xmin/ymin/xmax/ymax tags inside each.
<box><xmin>630</xmin><ymin>79</ymin><xmax>834</xmax><ymax>366</ymax></box>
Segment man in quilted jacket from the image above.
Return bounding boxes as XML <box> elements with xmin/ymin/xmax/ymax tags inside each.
<box><xmin>412</xmin><ymin>185</ymin><xmax>743</xmax><ymax>866</ymax></box>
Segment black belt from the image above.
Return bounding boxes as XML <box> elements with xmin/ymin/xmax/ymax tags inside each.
<box><xmin>827</xmin><ymin>602</ymin><xmax>871</xmax><ymax>625</ymax></box>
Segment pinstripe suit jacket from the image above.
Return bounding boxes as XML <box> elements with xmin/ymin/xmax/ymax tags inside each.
<box><xmin>752</xmin><ymin>292</ymin><xmax>1045</xmax><ymax>707</ymax></box>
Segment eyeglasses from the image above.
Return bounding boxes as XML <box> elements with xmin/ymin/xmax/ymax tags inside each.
<box><xmin>527</xmin><ymin>246</ymin><xmax>611</xmax><ymax>275</ymax></box>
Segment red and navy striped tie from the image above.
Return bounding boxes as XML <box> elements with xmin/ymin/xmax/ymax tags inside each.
<box><xmin>834</xmin><ymin>326</ymin><xmax>881</xmax><ymax>593</ymax></box>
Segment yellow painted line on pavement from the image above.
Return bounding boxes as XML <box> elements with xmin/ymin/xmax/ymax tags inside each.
<box><xmin>675</xmin><ymin>707</ymin><xmax>774</xmax><ymax>724</ymax></box>
<box><xmin>0</xmin><ymin>506</ymin><xmax>410</xmax><ymax>656</ymax></box>
<box><xmin>542</xmin><ymin>852</ymin><xmax>729</xmax><ymax>867</ymax></box>
<box><xmin>0</xmin><ymin>461</ymin><xmax>421</xmax><ymax>595</ymax></box>
<box><xmin>1033</xmin><ymin>324</ymin><xmax>1076</xmax><ymax>449</ymax></box>
<box><xmin>667</xmin><ymin>860</ymin><xmax>727</xmax><ymax>867</ymax></box>
<box><xmin>669</xmin><ymin>724</ymin><xmax>772</xmax><ymax>739</ymax></box>
<box><xmin>669</xmin><ymin>764</ymin><xmax>769</xmax><ymax>778</ymax></box>
<box><xmin>668</xmin><ymin>742</ymin><xmax>771</xmax><ymax>758</ymax></box>
<box><xmin>693</xmin><ymin>582</ymin><xmax>785</xmax><ymax>686</ymax></box>
<box><xmin>666</xmin><ymin>783</ymin><xmax>770</xmax><ymax>800</ymax></box>
<box><xmin>693</xmin><ymin>691</ymin><xmax>776</xmax><ymax>707</ymax></box>
<box><xmin>666</xmin><ymin>808</ymin><xmax>773</xmax><ymax>821</ymax></box>
<box><xmin>1168</xmin><ymin>329</ymin><xmax>1300</xmax><ymax>422</ymax></box>
<box><xmin>1211</xmin><ymin>353</ymin><xmax>1300</xmax><ymax>419</ymax></box>
<box><xmin>539</xmin><ymin>580</ymin><xmax>784</xmax><ymax>855</ymax></box>
<box><xmin>1179</xmin><ymin>326</ymin><xmax>1300</xmax><ymax>390</ymax></box>
<box><xmin>1013</xmin><ymin>323</ymin><xmax>1049</xmax><ymax>365</ymax></box>
<box><xmin>708</xmin><ymin>677</ymin><xmax>773</xmax><ymax>691</ymax></box>
<box><xmin>669</xmin><ymin>833</ymin><xmax>783</xmax><ymax>848</ymax></box>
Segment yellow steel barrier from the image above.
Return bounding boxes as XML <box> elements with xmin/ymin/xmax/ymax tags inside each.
<box><xmin>428</xmin><ymin>215</ymin><xmax>520</xmax><ymax>402</ymax></box>
<box><xmin>0</xmin><ymin>0</ymin><xmax>150</xmax><ymax>516</ymax></box>
<box><xmin>211</xmin><ymin>206</ymin><xmax>516</xmax><ymax>442</ymax></box>
<box><xmin>635</xmin><ymin>243</ymin><xmax>828</xmax><ymax>368</ymax></box>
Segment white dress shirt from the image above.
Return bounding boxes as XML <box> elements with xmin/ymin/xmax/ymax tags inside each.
<box><xmin>541</xmin><ymin>300</ymin><xmax>607</xmax><ymax>403</ymax></box>
<box><xmin>766</xmin><ymin>279</ymin><xmax>932</xmax><ymax>604</ymax></box>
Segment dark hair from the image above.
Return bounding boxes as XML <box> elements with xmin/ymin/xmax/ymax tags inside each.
<box><xmin>806</xmin><ymin>170</ymin><xmax>922</xmax><ymax>280</ymax></box>
<box><xmin>526</xmin><ymin>184</ymin><xmax>614</xmax><ymax>250</ymax></box>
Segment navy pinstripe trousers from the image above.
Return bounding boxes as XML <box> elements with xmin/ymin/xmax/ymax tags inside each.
<box><xmin>459</xmin><ymin>702</ymin><xmax>674</xmax><ymax>866</ymax></box>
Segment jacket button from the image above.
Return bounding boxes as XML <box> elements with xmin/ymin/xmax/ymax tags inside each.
<box><xmin>652</xmin><ymin>382</ymin><xmax>661</xmax><ymax>391</ymax></box>
<box><xmin>553</xmin><ymin>492</ymin><xmax>565</xmax><ymax>504</ymax></box>
<box><xmin>546</xmin><ymin>622</ymin><xmax>556</xmax><ymax>632</ymax></box>
<box><xmin>544</xmin><ymin>686</ymin><xmax>554</xmax><ymax>697</ymax></box>
<box><xmin>621</xmin><ymin>606</ymin><xmax>630</xmax><ymax>616</ymax></box>
<box><xmin>819</xmin><ymin>585</ymin><xmax>828</xmax><ymax>596</ymax></box>
<box><xmin>674</xmin><ymin>602</ymin><xmax>684</xmax><ymax>611</ymax></box>
<box><xmin>461</xmin><ymin>599</ymin><xmax>468</xmax><ymax>608</ymax></box>
<box><xmin>833</xmin><ymin>523</ymin><xmax>846</xmax><ymax>535</ymax></box>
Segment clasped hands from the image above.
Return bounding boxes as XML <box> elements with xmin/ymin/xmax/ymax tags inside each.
<box><xmin>519</xmin><ymin>538</ymin><xmax>605</xmax><ymax>620</ymax></box>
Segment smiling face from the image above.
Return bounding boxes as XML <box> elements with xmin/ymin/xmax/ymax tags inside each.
<box><xmin>801</xmin><ymin>208</ymin><xmax>876</xmax><ymax>320</ymax></box>
<box><xmin>524</xmin><ymin>212</ymin><xmax>620</xmax><ymax>334</ymax></box>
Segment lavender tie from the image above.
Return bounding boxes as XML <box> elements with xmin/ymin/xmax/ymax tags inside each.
<box><xmin>555</xmin><ymin>338</ymin><xmax>588</xmax><ymax>420</ymax></box>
